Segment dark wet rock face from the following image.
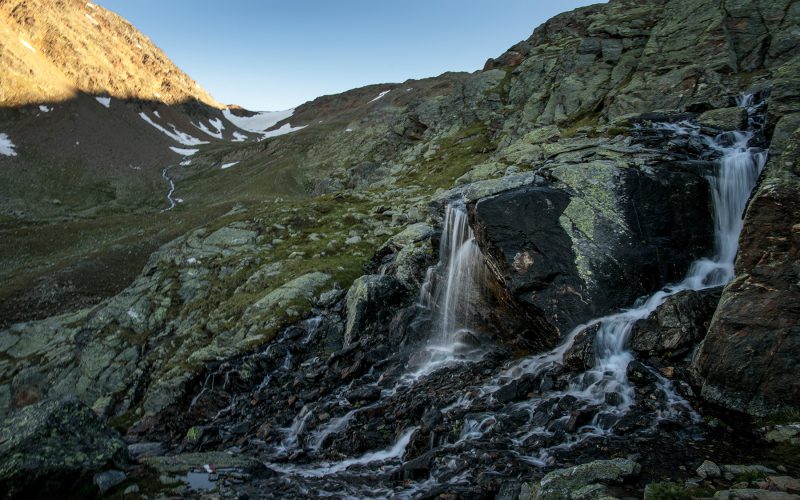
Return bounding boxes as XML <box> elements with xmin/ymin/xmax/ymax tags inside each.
<box><xmin>631</xmin><ymin>288</ymin><xmax>721</xmax><ymax>361</ymax></box>
<box><xmin>472</xmin><ymin>158</ymin><xmax>714</xmax><ymax>337</ymax></box>
<box><xmin>0</xmin><ymin>398</ymin><xmax>128</xmax><ymax>498</ymax></box>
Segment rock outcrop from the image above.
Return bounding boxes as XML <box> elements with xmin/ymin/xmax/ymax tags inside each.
<box><xmin>0</xmin><ymin>398</ymin><xmax>128</xmax><ymax>498</ymax></box>
<box><xmin>472</xmin><ymin>143</ymin><xmax>714</xmax><ymax>335</ymax></box>
<box><xmin>520</xmin><ymin>458</ymin><xmax>641</xmax><ymax>500</ymax></box>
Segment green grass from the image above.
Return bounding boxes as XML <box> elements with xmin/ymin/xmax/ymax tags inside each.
<box><xmin>400</xmin><ymin>121</ymin><xmax>495</xmax><ymax>189</ymax></box>
<box><xmin>644</xmin><ymin>482</ymin><xmax>714</xmax><ymax>500</ymax></box>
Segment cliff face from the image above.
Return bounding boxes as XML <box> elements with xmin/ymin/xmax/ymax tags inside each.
<box><xmin>0</xmin><ymin>0</ymin><xmax>799</xmax><ymax>497</ymax></box>
<box><xmin>0</xmin><ymin>0</ymin><xmax>219</xmax><ymax>107</ymax></box>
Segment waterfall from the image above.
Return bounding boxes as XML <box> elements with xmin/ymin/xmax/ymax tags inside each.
<box><xmin>570</xmin><ymin>94</ymin><xmax>767</xmax><ymax>412</ymax></box>
<box><xmin>420</xmin><ymin>202</ymin><xmax>487</xmax><ymax>347</ymax></box>
<box><xmin>449</xmin><ymin>94</ymin><xmax>769</xmax><ymax>464</ymax></box>
<box><xmin>258</xmin><ymin>95</ymin><xmax>769</xmax><ymax>494</ymax></box>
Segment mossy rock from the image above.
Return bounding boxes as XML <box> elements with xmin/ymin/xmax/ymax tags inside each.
<box><xmin>0</xmin><ymin>398</ymin><xmax>128</xmax><ymax>498</ymax></box>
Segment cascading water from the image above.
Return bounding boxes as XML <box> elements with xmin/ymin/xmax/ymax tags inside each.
<box><xmin>246</xmin><ymin>94</ymin><xmax>769</xmax><ymax>497</ymax></box>
<box><xmin>456</xmin><ymin>94</ymin><xmax>769</xmax><ymax>463</ymax></box>
<box><xmin>405</xmin><ymin>202</ymin><xmax>490</xmax><ymax>382</ymax></box>
<box><xmin>572</xmin><ymin>98</ymin><xmax>768</xmax><ymax>412</ymax></box>
<box><xmin>420</xmin><ymin>202</ymin><xmax>488</xmax><ymax>346</ymax></box>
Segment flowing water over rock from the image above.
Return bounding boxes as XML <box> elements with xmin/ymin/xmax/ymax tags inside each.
<box><xmin>161</xmin><ymin>166</ymin><xmax>177</xmax><ymax>211</ymax></box>
<box><xmin>160</xmin><ymin>95</ymin><xmax>769</xmax><ymax>498</ymax></box>
<box><xmin>412</xmin><ymin>202</ymin><xmax>489</xmax><ymax>377</ymax></box>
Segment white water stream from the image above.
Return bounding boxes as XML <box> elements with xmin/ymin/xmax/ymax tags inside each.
<box><xmin>262</xmin><ymin>94</ymin><xmax>767</xmax><ymax>491</ymax></box>
<box><xmin>450</xmin><ymin>95</ymin><xmax>768</xmax><ymax>462</ymax></box>
<box><xmin>161</xmin><ymin>167</ymin><xmax>177</xmax><ymax>211</ymax></box>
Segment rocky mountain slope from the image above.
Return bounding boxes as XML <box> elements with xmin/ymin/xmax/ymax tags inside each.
<box><xmin>0</xmin><ymin>0</ymin><xmax>799</xmax><ymax>498</ymax></box>
<box><xmin>0</xmin><ymin>0</ymin><xmax>307</xmax><ymax>326</ymax></box>
<box><xmin>0</xmin><ymin>0</ymin><xmax>218</xmax><ymax>107</ymax></box>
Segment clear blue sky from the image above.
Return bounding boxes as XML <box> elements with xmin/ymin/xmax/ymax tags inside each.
<box><xmin>98</xmin><ymin>1</ymin><xmax>602</xmax><ymax>111</ymax></box>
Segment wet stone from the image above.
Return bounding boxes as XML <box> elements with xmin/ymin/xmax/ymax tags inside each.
<box><xmin>766</xmin><ymin>476</ymin><xmax>800</xmax><ymax>494</ymax></box>
<box><xmin>93</xmin><ymin>470</ymin><xmax>127</xmax><ymax>494</ymax></box>
<box><xmin>697</xmin><ymin>460</ymin><xmax>722</xmax><ymax>479</ymax></box>
<box><xmin>345</xmin><ymin>385</ymin><xmax>381</xmax><ymax>404</ymax></box>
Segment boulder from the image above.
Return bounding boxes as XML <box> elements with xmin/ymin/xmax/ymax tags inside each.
<box><xmin>697</xmin><ymin>460</ymin><xmax>722</xmax><ymax>479</ymax></box>
<box><xmin>765</xmin><ymin>424</ymin><xmax>800</xmax><ymax>446</ymax></box>
<box><xmin>698</xmin><ymin>107</ymin><xmax>748</xmax><ymax>131</ymax></box>
<box><xmin>344</xmin><ymin>275</ymin><xmax>406</xmax><ymax>346</ymax></box>
<box><xmin>521</xmin><ymin>458</ymin><xmax>640</xmax><ymax>499</ymax></box>
<box><xmin>472</xmin><ymin>159</ymin><xmax>713</xmax><ymax>336</ymax></box>
<box><xmin>246</xmin><ymin>272</ymin><xmax>331</xmax><ymax>321</ymax></box>
<box><xmin>0</xmin><ymin>398</ymin><xmax>128</xmax><ymax>498</ymax></box>
<box><xmin>713</xmin><ymin>489</ymin><xmax>798</xmax><ymax>499</ymax></box>
<box><xmin>93</xmin><ymin>469</ymin><xmax>126</xmax><ymax>494</ymax></box>
<box><xmin>562</xmin><ymin>326</ymin><xmax>597</xmax><ymax>372</ymax></box>
<box><xmin>766</xmin><ymin>476</ymin><xmax>800</xmax><ymax>495</ymax></box>
<box><xmin>630</xmin><ymin>288</ymin><xmax>721</xmax><ymax>360</ymax></box>
<box><xmin>345</xmin><ymin>385</ymin><xmax>382</xmax><ymax>404</ymax></box>
<box><xmin>383</xmin><ymin>223</ymin><xmax>434</xmax><ymax>248</ymax></box>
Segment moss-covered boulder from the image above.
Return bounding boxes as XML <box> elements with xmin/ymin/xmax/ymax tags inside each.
<box><xmin>344</xmin><ymin>275</ymin><xmax>406</xmax><ymax>346</ymax></box>
<box><xmin>520</xmin><ymin>458</ymin><xmax>640</xmax><ymax>499</ymax></box>
<box><xmin>245</xmin><ymin>272</ymin><xmax>332</xmax><ymax>322</ymax></box>
<box><xmin>0</xmin><ymin>398</ymin><xmax>128</xmax><ymax>498</ymax></box>
<box><xmin>697</xmin><ymin>107</ymin><xmax>748</xmax><ymax>131</ymax></box>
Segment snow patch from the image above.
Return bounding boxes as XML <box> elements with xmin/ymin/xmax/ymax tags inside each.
<box><xmin>222</xmin><ymin>108</ymin><xmax>294</xmax><ymax>134</ymax></box>
<box><xmin>85</xmin><ymin>13</ymin><xmax>99</xmax><ymax>26</ymax></box>
<box><xmin>139</xmin><ymin>112</ymin><xmax>208</xmax><ymax>146</ymax></box>
<box><xmin>153</xmin><ymin>110</ymin><xmax>161</xmax><ymax>118</ymax></box>
<box><xmin>263</xmin><ymin>123</ymin><xmax>306</xmax><ymax>139</ymax></box>
<box><xmin>220</xmin><ymin>161</ymin><xmax>240</xmax><ymax>169</ymax></box>
<box><xmin>127</xmin><ymin>308</ymin><xmax>140</xmax><ymax>321</ymax></box>
<box><xmin>170</xmin><ymin>147</ymin><xmax>199</xmax><ymax>156</ymax></box>
<box><xmin>345</xmin><ymin>128</ymin><xmax>353</xmax><ymax>132</ymax></box>
<box><xmin>95</xmin><ymin>96</ymin><xmax>111</xmax><ymax>108</ymax></box>
<box><xmin>209</xmin><ymin>118</ymin><xmax>224</xmax><ymax>132</ymax></box>
<box><xmin>86</xmin><ymin>2</ymin><xmax>96</xmax><ymax>8</ymax></box>
<box><xmin>39</xmin><ymin>105</ymin><xmax>51</xmax><ymax>113</ymax></box>
<box><xmin>0</xmin><ymin>134</ymin><xmax>18</xmax><ymax>157</ymax></box>
<box><xmin>19</xmin><ymin>38</ymin><xmax>35</xmax><ymax>53</ymax></box>
<box><xmin>368</xmin><ymin>90</ymin><xmax>391</xmax><ymax>103</ymax></box>
<box><xmin>232</xmin><ymin>131</ymin><xmax>248</xmax><ymax>142</ymax></box>
<box><xmin>193</xmin><ymin>118</ymin><xmax>225</xmax><ymax>139</ymax></box>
